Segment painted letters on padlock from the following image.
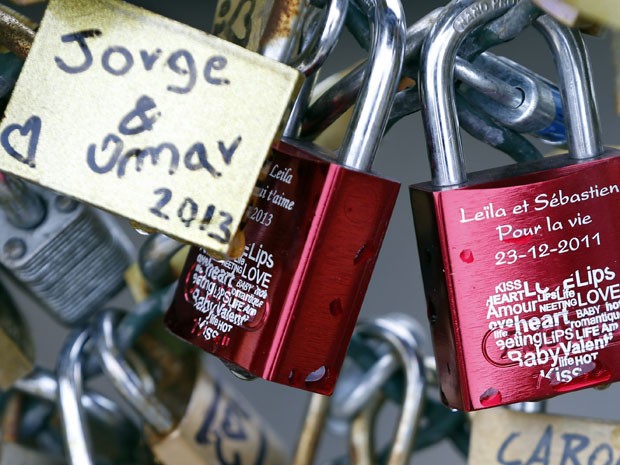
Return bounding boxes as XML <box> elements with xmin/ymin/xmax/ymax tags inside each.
<box><xmin>165</xmin><ymin>0</ymin><xmax>405</xmax><ymax>395</ymax></box>
<box><xmin>431</xmin><ymin>158</ymin><xmax>620</xmax><ymax>397</ymax></box>
<box><xmin>166</xmin><ymin>142</ymin><xmax>400</xmax><ymax>394</ymax></box>
<box><xmin>411</xmin><ymin>2</ymin><xmax>620</xmax><ymax>410</ymax></box>
<box><xmin>153</xmin><ymin>368</ymin><xmax>286</xmax><ymax>465</ymax></box>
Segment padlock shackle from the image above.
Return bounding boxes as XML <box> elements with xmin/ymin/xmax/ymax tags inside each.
<box><xmin>331</xmin><ymin>314</ymin><xmax>427</xmax><ymax>421</ymax></box>
<box><xmin>338</xmin><ymin>0</ymin><xmax>405</xmax><ymax>172</ymax></box>
<box><xmin>259</xmin><ymin>0</ymin><xmax>308</xmax><ymax>62</ymax></box>
<box><xmin>354</xmin><ymin>315</ymin><xmax>426</xmax><ymax>465</ymax></box>
<box><xmin>291</xmin><ymin>0</ymin><xmax>348</xmax><ymax>77</ymax></box>
<box><xmin>16</xmin><ymin>367</ymin><xmax>133</xmax><ymax>435</ymax></box>
<box><xmin>301</xmin><ymin>8</ymin><xmax>440</xmax><ymax>140</ymax></box>
<box><xmin>421</xmin><ymin>0</ymin><xmax>518</xmax><ymax>187</ymax></box>
<box><xmin>138</xmin><ymin>233</ymin><xmax>185</xmax><ymax>289</ymax></box>
<box><xmin>423</xmin><ymin>1</ymin><xmax>604</xmax><ymax>187</ymax></box>
<box><xmin>57</xmin><ymin>328</ymin><xmax>96</xmax><ymax>465</ymax></box>
<box><xmin>534</xmin><ymin>16</ymin><xmax>603</xmax><ymax>160</ymax></box>
<box><xmin>284</xmin><ymin>0</ymin><xmax>348</xmax><ymax>138</ymax></box>
<box><xmin>95</xmin><ymin>310</ymin><xmax>175</xmax><ymax>435</ymax></box>
<box><xmin>291</xmin><ymin>393</ymin><xmax>331</xmax><ymax>465</ymax></box>
<box><xmin>0</xmin><ymin>7</ymin><xmax>34</xmax><ymax>60</ymax></box>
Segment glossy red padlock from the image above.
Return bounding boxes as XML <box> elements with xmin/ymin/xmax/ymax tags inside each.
<box><xmin>410</xmin><ymin>3</ymin><xmax>620</xmax><ymax>411</ymax></box>
<box><xmin>165</xmin><ymin>0</ymin><xmax>405</xmax><ymax>394</ymax></box>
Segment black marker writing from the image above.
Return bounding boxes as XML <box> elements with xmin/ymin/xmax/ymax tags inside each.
<box><xmin>55</xmin><ymin>30</ymin><xmax>230</xmax><ymax>93</ymax></box>
<box><xmin>55</xmin><ymin>30</ymin><xmax>102</xmax><ymax>74</ymax></box>
<box><xmin>102</xmin><ymin>46</ymin><xmax>134</xmax><ymax>76</ymax></box>
<box><xmin>87</xmin><ymin>135</ymin><xmax>236</xmax><ymax>179</ymax></box>
<box><xmin>119</xmin><ymin>95</ymin><xmax>161</xmax><ymax>136</ymax></box>
<box><xmin>1</xmin><ymin>115</ymin><xmax>42</xmax><ymax>168</ymax></box>
<box><xmin>167</xmin><ymin>50</ymin><xmax>196</xmax><ymax>94</ymax></box>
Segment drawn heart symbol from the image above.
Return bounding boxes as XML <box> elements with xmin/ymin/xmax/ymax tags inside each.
<box><xmin>1</xmin><ymin>115</ymin><xmax>41</xmax><ymax>168</ymax></box>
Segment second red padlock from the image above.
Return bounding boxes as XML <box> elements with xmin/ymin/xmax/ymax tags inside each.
<box><xmin>411</xmin><ymin>4</ymin><xmax>620</xmax><ymax>411</ymax></box>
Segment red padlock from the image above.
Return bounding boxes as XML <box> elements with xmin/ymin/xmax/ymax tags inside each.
<box><xmin>165</xmin><ymin>0</ymin><xmax>405</xmax><ymax>394</ymax></box>
<box><xmin>410</xmin><ymin>2</ymin><xmax>620</xmax><ymax>411</ymax></box>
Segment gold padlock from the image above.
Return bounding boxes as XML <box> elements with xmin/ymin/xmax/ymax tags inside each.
<box><xmin>0</xmin><ymin>279</ymin><xmax>34</xmax><ymax>389</ymax></box>
<box><xmin>470</xmin><ymin>407</ymin><xmax>620</xmax><ymax>465</ymax></box>
<box><xmin>95</xmin><ymin>310</ymin><xmax>288</xmax><ymax>465</ymax></box>
<box><xmin>213</xmin><ymin>0</ymin><xmax>306</xmax><ymax>63</ymax></box>
<box><xmin>213</xmin><ymin>0</ymin><xmax>277</xmax><ymax>50</ymax></box>
<box><xmin>0</xmin><ymin>0</ymin><xmax>303</xmax><ymax>259</ymax></box>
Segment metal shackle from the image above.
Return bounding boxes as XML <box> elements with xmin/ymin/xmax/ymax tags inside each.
<box><xmin>301</xmin><ymin>7</ymin><xmax>438</xmax><ymax>140</ymax></box>
<box><xmin>57</xmin><ymin>328</ymin><xmax>96</xmax><ymax>465</ymax></box>
<box><xmin>0</xmin><ymin>6</ymin><xmax>34</xmax><ymax>59</ymax></box>
<box><xmin>330</xmin><ymin>313</ymin><xmax>427</xmax><ymax>422</ymax></box>
<box><xmin>57</xmin><ymin>326</ymin><xmax>153</xmax><ymax>465</ymax></box>
<box><xmin>421</xmin><ymin>0</ymin><xmax>519</xmax><ymax>187</ymax></box>
<box><xmin>337</xmin><ymin>0</ymin><xmax>405</xmax><ymax>171</ymax></box>
<box><xmin>353</xmin><ymin>315</ymin><xmax>426</xmax><ymax>465</ymax></box>
<box><xmin>421</xmin><ymin>1</ymin><xmax>602</xmax><ymax>187</ymax></box>
<box><xmin>16</xmin><ymin>367</ymin><xmax>132</xmax><ymax>435</ymax></box>
<box><xmin>533</xmin><ymin>15</ymin><xmax>603</xmax><ymax>159</ymax></box>
<box><xmin>464</xmin><ymin>52</ymin><xmax>565</xmax><ymax>143</ymax></box>
<box><xmin>138</xmin><ymin>233</ymin><xmax>185</xmax><ymax>290</ymax></box>
<box><xmin>291</xmin><ymin>0</ymin><xmax>348</xmax><ymax>77</ymax></box>
<box><xmin>95</xmin><ymin>310</ymin><xmax>174</xmax><ymax>434</ymax></box>
<box><xmin>284</xmin><ymin>0</ymin><xmax>349</xmax><ymax>137</ymax></box>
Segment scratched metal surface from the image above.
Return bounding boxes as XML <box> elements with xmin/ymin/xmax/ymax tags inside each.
<box><xmin>4</xmin><ymin>1</ymin><xmax>620</xmax><ymax>464</ymax></box>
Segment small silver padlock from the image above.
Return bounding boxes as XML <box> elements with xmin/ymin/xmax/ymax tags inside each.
<box><xmin>95</xmin><ymin>310</ymin><xmax>287</xmax><ymax>465</ymax></box>
<box><xmin>0</xmin><ymin>176</ymin><xmax>133</xmax><ymax>325</ymax></box>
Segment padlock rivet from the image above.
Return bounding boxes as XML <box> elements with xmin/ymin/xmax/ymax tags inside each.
<box><xmin>3</xmin><ymin>238</ymin><xmax>26</xmax><ymax>260</ymax></box>
<box><xmin>54</xmin><ymin>196</ymin><xmax>78</xmax><ymax>213</ymax></box>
